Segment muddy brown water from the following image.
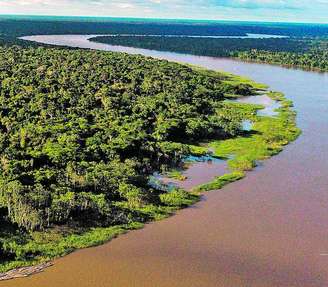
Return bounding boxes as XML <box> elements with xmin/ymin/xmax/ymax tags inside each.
<box><xmin>4</xmin><ymin>35</ymin><xmax>328</xmax><ymax>287</ymax></box>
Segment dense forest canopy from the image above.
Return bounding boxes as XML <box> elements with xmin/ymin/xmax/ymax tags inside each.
<box><xmin>1</xmin><ymin>16</ymin><xmax>328</xmax><ymax>38</ymax></box>
<box><xmin>90</xmin><ymin>36</ymin><xmax>310</xmax><ymax>56</ymax></box>
<box><xmin>0</xmin><ymin>16</ymin><xmax>327</xmax><ymax>72</ymax></box>
<box><xmin>0</xmin><ymin>17</ymin><xmax>304</xmax><ymax>273</ymax></box>
<box><xmin>237</xmin><ymin>49</ymin><xmax>328</xmax><ymax>71</ymax></box>
<box><xmin>0</xmin><ymin>45</ymin><xmax>257</xmax><ymax>243</ymax></box>
<box><xmin>91</xmin><ymin>36</ymin><xmax>328</xmax><ymax>72</ymax></box>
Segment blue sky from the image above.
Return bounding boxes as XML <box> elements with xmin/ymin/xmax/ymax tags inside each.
<box><xmin>0</xmin><ymin>0</ymin><xmax>327</xmax><ymax>23</ymax></box>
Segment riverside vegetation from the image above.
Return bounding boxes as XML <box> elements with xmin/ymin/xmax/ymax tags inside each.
<box><xmin>0</xmin><ymin>43</ymin><xmax>300</xmax><ymax>275</ymax></box>
<box><xmin>194</xmin><ymin>92</ymin><xmax>300</xmax><ymax>191</ymax></box>
<box><xmin>91</xmin><ymin>36</ymin><xmax>328</xmax><ymax>72</ymax></box>
<box><xmin>1</xmin><ymin>16</ymin><xmax>327</xmax><ymax>71</ymax></box>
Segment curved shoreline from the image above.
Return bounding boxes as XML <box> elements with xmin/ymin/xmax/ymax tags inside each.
<box><xmin>1</xmin><ymin>34</ymin><xmax>326</xmax><ymax>287</ymax></box>
<box><xmin>1</xmin><ymin>89</ymin><xmax>293</xmax><ymax>281</ymax></box>
<box><xmin>0</xmin><ymin>35</ymin><xmax>301</xmax><ymax>281</ymax></box>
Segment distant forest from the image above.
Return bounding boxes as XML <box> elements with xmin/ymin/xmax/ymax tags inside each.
<box><xmin>1</xmin><ymin>16</ymin><xmax>327</xmax><ymax>72</ymax></box>
<box><xmin>91</xmin><ymin>36</ymin><xmax>328</xmax><ymax>71</ymax></box>
<box><xmin>1</xmin><ymin>16</ymin><xmax>328</xmax><ymax>37</ymax></box>
<box><xmin>0</xmin><ymin>16</ymin><xmax>306</xmax><ymax>273</ymax></box>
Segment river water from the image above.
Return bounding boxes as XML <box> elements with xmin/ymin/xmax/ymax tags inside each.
<box><xmin>5</xmin><ymin>35</ymin><xmax>328</xmax><ymax>287</ymax></box>
<box><xmin>89</xmin><ymin>33</ymin><xmax>287</xmax><ymax>39</ymax></box>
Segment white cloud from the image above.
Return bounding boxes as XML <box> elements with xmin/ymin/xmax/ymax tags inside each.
<box><xmin>0</xmin><ymin>0</ymin><xmax>327</xmax><ymax>23</ymax></box>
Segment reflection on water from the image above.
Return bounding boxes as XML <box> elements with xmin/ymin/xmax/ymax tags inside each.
<box><xmin>242</xmin><ymin>120</ymin><xmax>253</xmax><ymax>131</ymax></box>
<box><xmin>151</xmin><ymin>154</ymin><xmax>228</xmax><ymax>191</ymax></box>
<box><xmin>236</xmin><ymin>94</ymin><xmax>281</xmax><ymax>116</ymax></box>
<box><xmin>184</xmin><ymin>154</ymin><xmax>223</xmax><ymax>163</ymax></box>
<box><xmin>6</xmin><ymin>35</ymin><xmax>328</xmax><ymax>287</ymax></box>
<box><xmin>150</xmin><ymin>93</ymin><xmax>281</xmax><ymax>191</ymax></box>
<box><xmin>149</xmin><ymin>172</ymin><xmax>178</xmax><ymax>191</ymax></box>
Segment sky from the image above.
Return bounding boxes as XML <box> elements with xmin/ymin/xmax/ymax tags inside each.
<box><xmin>0</xmin><ymin>0</ymin><xmax>327</xmax><ymax>23</ymax></box>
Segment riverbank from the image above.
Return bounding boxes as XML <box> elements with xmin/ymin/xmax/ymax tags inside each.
<box><xmin>0</xmin><ymin>42</ymin><xmax>273</xmax><ymax>278</ymax></box>
<box><xmin>194</xmin><ymin>92</ymin><xmax>300</xmax><ymax>191</ymax></box>
<box><xmin>3</xmin><ymin>33</ymin><xmax>328</xmax><ymax>287</ymax></box>
<box><xmin>89</xmin><ymin>35</ymin><xmax>328</xmax><ymax>72</ymax></box>
<box><xmin>156</xmin><ymin>90</ymin><xmax>300</xmax><ymax>193</ymax></box>
<box><xmin>0</xmin><ymin>83</ymin><xmax>300</xmax><ymax>281</ymax></box>
<box><xmin>0</xmin><ymin>36</ymin><xmax>300</xmax><ymax>281</ymax></box>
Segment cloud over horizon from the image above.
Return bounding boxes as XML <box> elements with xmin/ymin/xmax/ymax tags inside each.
<box><xmin>0</xmin><ymin>0</ymin><xmax>327</xmax><ymax>23</ymax></box>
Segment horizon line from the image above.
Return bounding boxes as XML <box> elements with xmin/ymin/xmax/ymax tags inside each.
<box><xmin>0</xmin><ymin>13</ymin><xmax>327</xmax><ymax>25</ymax></box>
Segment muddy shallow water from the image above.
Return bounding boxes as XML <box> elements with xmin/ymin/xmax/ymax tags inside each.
<box><xmin>155</xmin><ymin>155</ymin><xmax>228</xmax><ymax>191</ymax></box>
<box><xmin>5</xmin><ymin>35</ymin><xmax>328</xmax><ymax>287</ymax></box>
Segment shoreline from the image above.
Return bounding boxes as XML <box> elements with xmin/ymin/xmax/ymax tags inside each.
<box><xmin>0</xmin><ymin>262</ymin><xmax>53</xmax><ymax>281</ymax></box>
<box><xmin>87</xmin><ymin>36</ymin><xmax>327</xmax><ymax>73</ymax></box>
<box><xmin>0</xmin><ymin>89</ymin><xmax>300</xmax><ymax>281</ymax></box>
<box><xmin>0</xmin><ymin>37</ymin><xmax>300</xmax><ymax>281</ymax></box>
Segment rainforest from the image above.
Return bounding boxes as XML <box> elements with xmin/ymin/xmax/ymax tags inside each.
<box><xmin>90</xmin><ymin>36</ymin><xmax>328</xmax><ymax>72</ymax></box>
<box><xmin>0</xmin><ymin>41</ymin><xmax>301</xmax><ymax>275</ymax></box>
<box><xmin>1</xmin><ymin>15</ymin><xmax>328</xmax><ymax>72</ymax></box>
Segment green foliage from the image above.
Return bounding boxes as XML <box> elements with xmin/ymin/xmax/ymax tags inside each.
<box><xmin>188</xmin><ymin>145</ymin><xmax>208</xmax><ymax>156</ymax></box>
<box><xmin>0</xmin><ymin>44</ymin><xmax>262</xmax><ymax>273</ymax></box>
<box><xmin>267</xmin><ymin>91</ymin><xmax>285</xmax><ymax>102</ymax></box>
<box><xmin>0</xmin><ymin>45</ymin><xmax>255</xmax><ymax>232</ymax></box>
<box><xmin>193</xmin><ymin>171</ymin><xmax>245</xmax><ymax>192</ymax></box>
<box><xmin>91</xmin><ymin>36</ymin><xmax>328</xmax><ymax>72</ymax></box>
<box><xmin>165</xmin><ymin>170</ymin><xmax>187</xmax><ymax>181</ymax></box>
<box><xmin>237</xmin><ymin>40</ymin><xmax>328</xmax><ymax>71</ymax></box>
<box><xmin>210</xmin><ymin>93</ymin><xmax>301</xmax><ymax>174</ymax></box>
<box><xmin>160</xmin><ymin>189</ymin><xmax>198</xmax><ymax>207</ymax></box>
<box><xmin>228</xmin><ymin>157</ymin><xmax>256</xmax><ymax>171</ymax></box>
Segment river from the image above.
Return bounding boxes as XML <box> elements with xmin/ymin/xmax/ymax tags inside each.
<box><xmin>5</xmin><ymin>35</ymin><xmax>328</xmax><ymax>287</ymax></box>
<box><xmin>88</xmin><ymin>33</ymin><xmax>287</xmax><ymax>39</ymax></box>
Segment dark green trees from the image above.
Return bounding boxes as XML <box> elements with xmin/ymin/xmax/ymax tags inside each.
<box><xmin>0</xmin><ymin>46</ymin><xmax>256</xmax><ymax>233</ymax></box>
<box><xmin>90</xmin><ymin>36</ymin><xmax>328</xmax><ymax>72</ymax></box>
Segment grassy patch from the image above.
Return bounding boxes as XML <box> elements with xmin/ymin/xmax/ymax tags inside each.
<box><xmin>267</xmin><ymin>91</ymin><xmax>285</xmax><ymax>102</ymax></box>
<box><xmin>160</xmin><ymin>189</ymin><xmax>199</xmax><ymax>207</ymax></box>
<box><xmin>0</xmin><ymin>223</ymin><xmax>142</xmax><ymax>273</ymax></box>
<box><xmin>193</xmin><ymin>171</ymin><xmax>245</xmax><ymax>192</ymax></box>
<box><xmin>222</xmin><ymin>101</ymin><xmax>264</xmax><ymax>121</ymax></box>
<box><xmin>209</xmin><ymin>93</ymin><xmax>300</xmax><ymax>173</ymax></box>
<box><xmin>222</xmin><ymin>74</ymin><xmax>268</xmax><ymax>91</ymax></box>
<box><xmin>192</xmin><ymin>91</ymin><xmax>300</xmax><ymax>191</ymax></box>
<box><xmin>188</xmin><ymin>144</ymin><xmax>209</xmax><ymax>156</ymax></box>
<box><xmin>165</xmin><ymin>169</ymin><xmax>187</xmax><ymax>181</ymax></box>
<box><xmin>0</xmin><ymin>190</ymin><xmax>199</xmax><ymax>274</ymax></box>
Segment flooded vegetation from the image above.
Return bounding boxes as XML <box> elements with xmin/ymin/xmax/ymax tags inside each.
<box><xmin>153</xmin><ymin>91</ymin><xmax>291</xmax><ymax>193</ymax></box>
<box><xmin>236</xmin><ymin>94</ymin><xmax>281</xmax><ymax>116</ymax></box>
<box><xmin>153</xmin><ymin>154</ymin><xmax>229</xmax><ymax>191</ymax></box>
<box><xmin>1</xmin><ymin>37</ymin><xmax>292</xmax><ymax>278</ymax></box>
<box><xmin>0</xmin><ymin>34</ymin><xmax>314</xmax><ymax>287</ymax></box>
